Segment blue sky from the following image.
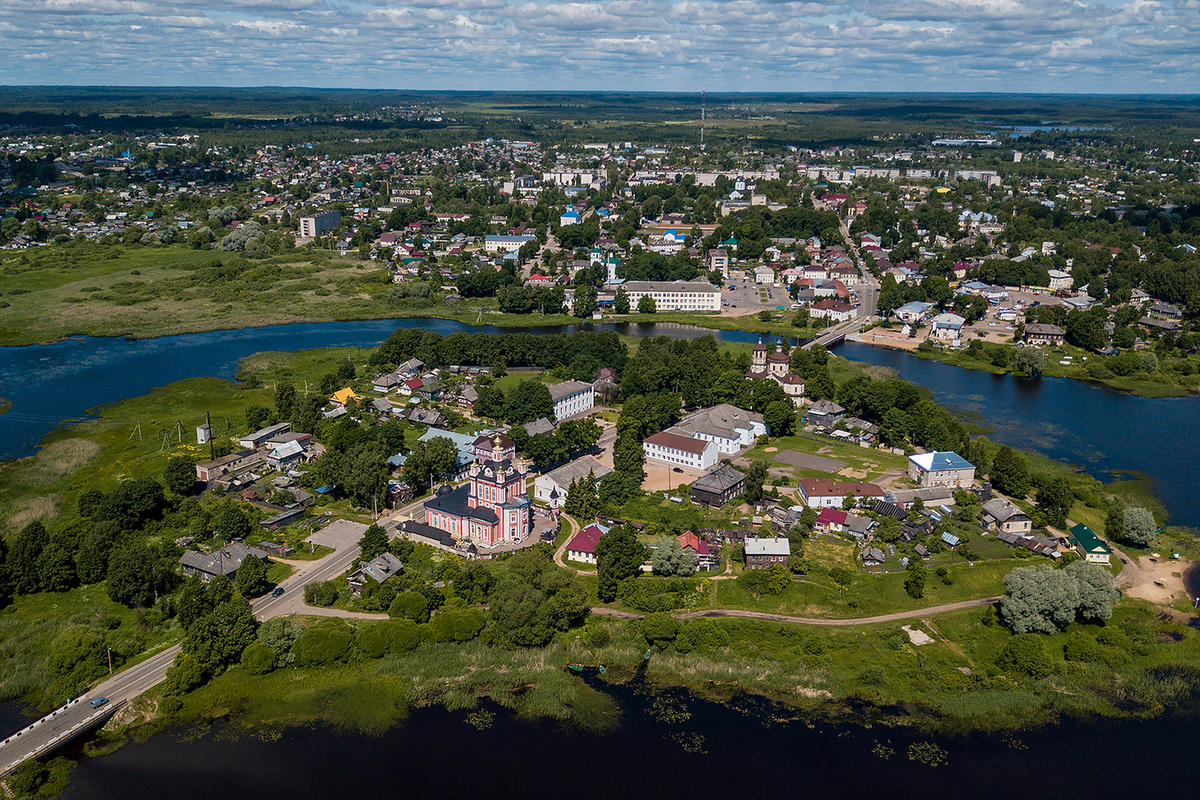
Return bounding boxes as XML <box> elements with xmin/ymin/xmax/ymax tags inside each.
<box><xmin>1</xmin><ymin>0</ymin><xmax>1198</xmax><ymax>92</ymax></box>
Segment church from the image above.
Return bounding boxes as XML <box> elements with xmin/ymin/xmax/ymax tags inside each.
<box><xmin>747</xmin><ymin>338</ymin><xmax>806</xmax><ymax>407</ymax></box>
<box><xmin>422</xmin><ymin>436</ymin><xmax>532</xmax><ymax>548</ymax></box>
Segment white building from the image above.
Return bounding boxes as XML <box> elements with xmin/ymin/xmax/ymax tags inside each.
<box><xmin>1047</xmin><ymin>269</ymin><xmax>1072</xmax><ymax>291</ymax></box>
<box><xmin>754</xmin><ymin>266</ymin><xmax>776</xmax><ymax>285</ymax></box>
<box><xmin>668</xmin><ymin>404</ymin><xmax>766</xmax><ymax>455</ymax></box>
<box><xmin>298</xmin><ymin>209</ymin><xmax>341</xmax><ymax>238</ymax></box>
<box><xmin>533</xmin><ymin>455</ymin><xmax>612</xmax><ymax>508</ymax></box>
<box><xmin>548</xmin><ymin>380</ymin><xmax>595</xmax><ymax>421</ymax></box>
<box><xmin>642</xmin><ymin>431</ymin><xmax>718</xmax><ymax>471</ymax></box>
<box><xmin>483</xmin><ymin>234</ymin><xmax>537</xmax><ymax>253</ymax></box>
<box><xmin>619</xmin><ymin>280</ymin><xmax>720</xmax><ymax>312</ymax></box>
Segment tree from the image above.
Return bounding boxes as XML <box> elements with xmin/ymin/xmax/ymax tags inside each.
<box><xmin>245</xmin><ymin>405</ymin><xmax>271</xmax><ymax>431</ymax></box>
<box><xmin>38</xmin><ymin>529</ymin><xmax>78</xmax><ymax>593</ymax></box>
<box><xmin>8</xmin><ymin>520</ymin><xmax>48</xmax><ymax>595</ymax></box>
<box><xmin>1066</xmin><ymin>560</ymin><xmax>1118</xmax><ymax>622</ymax></box>
<box><xmin>359</xmin><ymin>523</ymin><xmax>389</xmax><ymax>561</ymax></box>
<box><xmin>1120</xmin><ymin>506</ymin><xmax>1156</xmax><ymax>546</ymax></box>
<box><xmin>106</xmin><ymin>542</ymin><xmax>171</xmax><ymax>607</ymax></box>
<box><xmin>990</xmin><ymin>446</ymin><xmax>1031</xmax><ymax>498</ymax></box>
<box><xmin>612</xmin><ymin>431</ymin><xmax>645</xmax><ymax>483</ymax></box>
<box><xmin>1035</xmin><ymin>477</ymin><xmax>1073</xmax><ymax>528</ymax></box>
<box><xmin>763</xmin><ymin>400</ymin><xmax>796</xmax><ymax>437</ymax></box>
<box><xmin>596</xmin><ymin>525</ymin><xmax>647</xmax><ymax>602</ymax></box>
<box><xmin>234</xmin><ymin>554</ymin><xmax>270</xmax><ymax>597</ymax></box>
<box><xmin>274</xmin><ymin>382</ymin><xmax>297</xmax><ymax>418</ymax></box>
<box><xmin>0</xmin><ymin>536</ymin><xmax>10</xmax><ymax>609</ymax></box>
<box><xmin>163</xmin><ymin>455</ymin><xmax>197</xmax><ymax>495</ymax></box>
<box><xmin>1014</xmin><ymin>347</ymin><xmax>1046</xmax><ymax>378</ymax></box>
<box><xmin>614</xmin><ymin>287</ymin><xmax>630</xmax><ymax>313</ymax></box>
<box><xmin>641</xmin><ymin>612</ymin><xmax>680</xmax><ymax>648</ymax></box>
<box><xmin>1104</xmin><ymin>504</ymin><xmax>1126</xmax><ymax>542</ymax></box>
<box><xmin>216</xmin><ymin>505</ymin><xmax>252</xmax><ymax>540</ymax></box>
<box><xmin>650</xmin><ymin>536</ymin><xmax>696</xmax><ymax>576</ymax></box>
<box><xmin>292</xmin><ymin>619</ymin><xmax>354</xmax><ymax>666</ymax></box>
<box><xmin>999</xmin><ymin>564</ymin><xmax>1082</xmax><ymax>634</ymax></box>
<box><xmin>637</xmin><ymin>294</ymin><xmax>657</xmax><ymax>313</ymax></box>
<box><xmin>742</xmin><ymin>460</ymin><xmax>768</xmax><ymax>504</ymax></box>
<box><xmin>904</xmin><ymin>559</ymin><xmax>926</xmax><ymax>598</ymax></box>
<box><xmin>995</xmin><ymin>633</ymin><xmax>1053</xmax><ymax>679</ymax></box>
<box><xmin>504</xmin><ymin>380</ymin><xmax>554</xmax><ymax>424</ymax></box>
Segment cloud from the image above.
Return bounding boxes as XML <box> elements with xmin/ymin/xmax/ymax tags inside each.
<box><xmin>0</xmin><ymin>0</ymin><xmax>1197</xmax><ymax>90</ymax></box>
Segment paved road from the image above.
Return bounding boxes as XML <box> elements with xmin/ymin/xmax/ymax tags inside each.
<box><xmin>0</xmin><ymin>502</ymin><xmax>428</xmax><ymax>777</ymax></box>
<box><xmin>590</xmin><ymin>596</ymin><xmax>1000</xmax><ymax>626</ymax></box>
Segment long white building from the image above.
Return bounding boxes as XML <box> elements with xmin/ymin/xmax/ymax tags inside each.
<box><xmin>548</xmin><ymin>380</ymin><xmax>595</xmax><ymax>421</ymax></box>
<box><xmin>618</xmin><ymin>280</ymin><xmax>721</xmax><ymax>312</ymax></box>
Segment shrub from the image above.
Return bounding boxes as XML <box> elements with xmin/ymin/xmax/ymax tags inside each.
<box><xmin>429</xmin><ymin>608</ymin><xmax>486</xmax><ymax>643</ymax></box>
<box><xmin>388</xmin><ymin>590</ymin><xmax>430</xmax><ymax>623</ymax></box>
<box><xmin>291</xmin><ymin>620</ymin><xmax>354</xmax><ymax>666</ymax></box>
<box><xmin>240</xmin><ymin>642</ymin><xmax>277</xmax><ymax>675</ymax></box>
<box><xmin>1062</xmin><ymin>633</ymin><xmax>1100</xmax><ymax>663</ymax></box>
<box><xmin>994</xmin><ymin>634</ymin><xmax>1053</xmax><ymax>679</ymax></box>
<box><xmin>641</xmin><ymin>612</ymin><xmax>680</xmax><ymax>648</ymax></box>
<box><xmin>617</xmin><ymin>578</ymin><xmax>693</xmax><ymax>612</ymax></box>
<box><xmin>673</xmin><ymin>619</ymin><xmax>729</xmax><ymax>653</ymax></box>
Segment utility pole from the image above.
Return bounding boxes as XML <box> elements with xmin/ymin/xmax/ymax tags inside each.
<box><xmin>107</xmin><ymin>646</ymin><xmax>113</xmax><ymax>676</ymax></box>
<box><xmin>130</xmin><ymin>420</ymin><xmax>142</xmax><ymax>442</ymax></box>
<box><xmin>174</xmin><ymin>420</ymin><xmax>183</xmax><ymax>444</ymax></box>
<box><xmin>205</xmin><ymin>411</ymin><xmax>215</xmax><ymax>460</ymax></box>
<box><xmin>700</xmin><ymin>89</ymin><xmax>706</xmax><ymax>153</ymax></box>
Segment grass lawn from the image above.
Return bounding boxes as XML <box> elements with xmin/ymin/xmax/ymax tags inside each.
<box><xmin>744</xmin><ymin>433</ymin><xmax>908</xmax><ymax>483</ymax></box>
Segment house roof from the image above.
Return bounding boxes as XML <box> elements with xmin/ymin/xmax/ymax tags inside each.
<box><xmin>180</xmin><ymin>542</ymin><xmax>267</xmax><ymax>577</ymax></box>
<box><xmin>1069</xmin><ymin>523</ymin><xmax>1110</xmax><ymax>553</ymax></box>
<box><xmin>542</xmin><ymin>455</ymin><xmax>612</xmax><ymax>487</ymax></box>
<box><xmin>644</xmin><ymin>431</ymin><xmax>711</xmax><ymax>455</ymax></box>
<box><xmin>548</xmin><ymin>380</ymin><xmax>593</xmax><ymax>401</ymax></box>
<box><xmin>566</xmin><ymin>523</ymin><xmax>609</xmax><ymax>554</ymax></box>
<box><xmin>909</xmin><ymin>451</ymin><xmax>974</xmax><ymax>472</ymax></box>
<box><xmin>351</xmin><ymin>552</ymin><xmax>404</xmax><ymax>585</ymax></box>
<box><xmin>744</xmin><ymin>536</ymin><xmax>789</xmax><ymax>556</ymax></box>
<box><xmin>679</xmin><ymin>530</ymin><xmax>711</xmax><ymax>556</ymax></box>
<box><xmin>689</xmin><ymin>464</ymin><xmax>746</xmax><ymax>494</ymax></box>
<box><xmin>983</xmin><ymin>497</ymin><xmax>1030</xmax><ymax>523</ymax></box>
<box><xmin>816</xmin><ymin>508</ymin><xmax>848</xmax><ymax>526</ymax></box>
<box><xmin>330</xmin><ymin>387</ymin><xmax>361</xmax><ymax>405</ymax></box>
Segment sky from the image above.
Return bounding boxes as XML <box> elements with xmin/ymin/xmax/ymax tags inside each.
<box><xmin>1</xmin><ymin>0</ymin><xmax>1199</xmax><ymax>92</ymax></box>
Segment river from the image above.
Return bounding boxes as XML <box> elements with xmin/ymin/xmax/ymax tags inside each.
<box><xmin>0</xmin><ymin>318</ymin><xmax>1196</xmax><ymax>526</ymax></box>
<box><xmin>58</xmin><ymin>684</ymin><xmax>1200</xmax><ymax>800</ymax></box>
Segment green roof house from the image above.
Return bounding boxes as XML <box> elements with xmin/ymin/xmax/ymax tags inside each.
<box><xmin>1069</xmin><ymin>523</ymin><xmax>1111</xmax><ymax>565</ymax></box>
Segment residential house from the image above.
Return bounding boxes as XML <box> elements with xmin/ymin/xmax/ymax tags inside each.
<box><xmin>688</xmin><ymin>464</ymin><xmax>747</xmax><ymax>508</ymax></box>
<box><xmin>565</xmin><ymin>522</ymin><xmax>609</xmax><ymax>564</ymax></box>
<box><xmin>861</xmin><ymin>547</ymin><xmax>886</xmax><ymax>566</ymax></box>
<box><xmin>329</xmin><ymin>387</ymin><xmax>363</xmax><ymax>409</ymax></box>
<box><xmin>894</xmin><ymin>301</ymin><xmax>934</xmax><ymax>323</ymax></box>
<box><xmin>797</xmin><ymin>477</ymin><xmax>885</xmax><ymax>508</ymax></box>
<box><xmin>1024</xmin><ymin>323</ymin><xmax>1065</xmax><ymax>346</ymax></box>
<box><xmin>744</xmin><ymin>536</ymin><xmax>790</xmax><ymax>569</ymax></box>
<box><xmin>642</xmin><ymin>431</ymin><xmax>718</xmax><ymax>471</ymax></box>
<box><xmin>180</xmin><ymin>542</ymin><xmax>268</xmax><ymax>582</ymax></box>
<box><xmin>809</xmin><ymin>299</ymin><xmax>857</xmax><ymax>322</ymax></box>
<box><xmin>806</xmin><ymin>399</ymin><xmax>845</xmax><ymax>428</ymax></box>
<box><xmin>929</xmin><ymin>313</ymin><xmax>966</xmax><ymax>344</ymax></box>
<box><xmin>195</xmin><ymin>449</ymin><xmax>265</xmax><ymax>484</ymax></box>
<box><xmin>1070</xmin><ymin>523</ymin><xmax>1111</xmax><ymax>564</ymax></box>
<box><xmin>982</xmin><ymin>497</ymin><xmax>1032</xmax><ymax>535</ymax></box>
<box><xmin>680</xmin><ymin>530</ymin><xmax>719</xmax><ymax>571</ymax></box>
<box><xmin>239</xmin><ymin>423</ymin><xmax>293</xmax><ymax>449</ymax></box>
<box><xmin>347</xmin><ymin>552</ymin><xmax>404</xmax><ymax>598</ymax></box>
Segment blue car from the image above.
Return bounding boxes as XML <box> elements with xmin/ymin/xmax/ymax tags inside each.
<box><xmin>90</xmin><ymin>697</ymin><xmax>109</xmax><ymax>709</ymax></box>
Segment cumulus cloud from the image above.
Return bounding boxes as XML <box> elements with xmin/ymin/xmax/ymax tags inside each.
<box><xmin>0</xmin><ymin>0</ymin><xmax>1197</xmax><ymax>89</ymax></box>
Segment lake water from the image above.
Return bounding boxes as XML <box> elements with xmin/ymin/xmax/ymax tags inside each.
<box><xmin>834</xmin><ymin>342</ymin><xmax>1200</xmax><ymax>528</ymax></box>
<box><xmin>58</xmin><ymin>683</ymin><xmax>1200</xmax><ymax>800</ymax></box>
<box><xmin>0</xmin><ymin>318</ymin><xmax>1196</xmax><ymax>526</ymax></box>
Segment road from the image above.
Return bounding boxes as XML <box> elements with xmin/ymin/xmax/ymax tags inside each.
<box><xmin>0</xmin><ymin>500</ymin><xmax>429</xmax><ymax>777</ymax></box>
<box><xmin>590</xmin><ymin>596</ymin><xmax>1001</xmax><ymax>626</ymax></box>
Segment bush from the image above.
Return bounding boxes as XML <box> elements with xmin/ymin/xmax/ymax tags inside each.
<box><xmin>388</xmin><ymin>590</ymin><xmax>430</xmax><ymax>623</ymax></box>
<box><xmin>356</xmin><ymin>619</ymin><xmax>422</xmax><ymax>658</ymax></box>
<box><xmin>994</xmin><ymin>634</ymin><xmax>1053</xmax><ymax>679</ymax></box>
<box><xmin>1062</xmin><ymin>632</ymin><xmax>1100</xmax><ymax>663</ymax></box>
<box><xmin>641</xmin><ymin>612</ymin><xmax>680</xmax><ymax>647</ymax></box>
<box><xmin>617</xmin><ymin>577</ymin><xmax>693</xmax><ymax>612</ymax></box>
<box><xmin>240</xmin><ymin>642</ymin><xmax>277</xmax><ymax>675</ymax></box>
<box><xmin>291</xmin><ymin>620</ymin><xmax>354</xmax><ymax>666</ymax></box>
<box><xmin>673</xmin><ymin>619</ymin><xmax>730</xmax><ymax>653</ymax></box>
<box><xmin>429</xmin><ymin>608</ymin><xmax>486</xmax><ymax>643</ymax></box>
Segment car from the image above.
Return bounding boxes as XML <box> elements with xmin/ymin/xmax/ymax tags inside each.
<box><xmin>90</xmin><ymin>697</ymin><xmax>109</xmax><ymax>709</ymax></box>
<box><xmin>272</xmin><ymin>586</ymin><xmax>285</xmax><ymax>597</ymax></box>
<box><xmin>672</xmin><ymin>467</ymin><xmax>684</xmax><ymax>473</ymax></box>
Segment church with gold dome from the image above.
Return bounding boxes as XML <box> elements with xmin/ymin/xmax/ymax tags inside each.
<box><xmin>422</xmin><ymin>435</ymin><xmax>532</xmax><ymax>547</ymax></box>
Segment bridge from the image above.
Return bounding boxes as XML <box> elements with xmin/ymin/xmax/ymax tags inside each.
<box><xmin>0</xmin><ymin>504</ymin><xmax>424</xmax><ymax>778</ymax></box>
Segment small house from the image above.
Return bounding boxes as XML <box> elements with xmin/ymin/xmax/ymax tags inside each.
<box><xmin>348</xmin><ymin>552</ymin><xmax>404</xmax><ymax>598</ymax></box>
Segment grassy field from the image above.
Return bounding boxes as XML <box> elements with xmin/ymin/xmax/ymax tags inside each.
<box><xmin>743</xmin><ymin>432</ymin><xmax>909</xmax><ymax>484</ymax></box>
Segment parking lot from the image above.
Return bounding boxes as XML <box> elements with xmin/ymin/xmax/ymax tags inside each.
<box><xmin>722</xmin><ymin>272</ymin><xmax>793</xmax><ymax>314</ymax></box>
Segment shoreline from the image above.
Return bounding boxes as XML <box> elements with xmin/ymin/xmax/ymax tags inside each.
<box><xmin>845</xmin><ymin>332</ymin><xmax>1200</xmax><ymax>399</ymax></box>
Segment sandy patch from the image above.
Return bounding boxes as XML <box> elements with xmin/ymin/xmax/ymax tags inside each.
<box><xmin>1122</xmin><ymin>556</ymin><xmax>1192</xmax><ymax>605</ymax></box>
<box><xmin>796</xmin><ymin>686</ymin><xmax>834</xmax><ymax>699</ymax></box>
<box><xmin>763</xmin><ymin>446</ymin><xmax>778</xmax><ymax>453</ymax></box>
<box><xmin>838</xmin><ymin>468</ymin><xmax>870</xmax><ymax>479</ymax></box>
<box><xmin>903</xmin><ymin>625</ymin><xmax>934</xmax><ymax>646</ymax></box>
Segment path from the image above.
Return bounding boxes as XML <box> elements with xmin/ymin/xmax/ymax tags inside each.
<box><xmin>553</xmin><ymin>514</ymin><xmax>594</xmax><ymax>573</ymax></box>
<box><xmin>589</xmin><ymin>596</ymin><xmax>1000</xmax><ymax>626</ymax></box>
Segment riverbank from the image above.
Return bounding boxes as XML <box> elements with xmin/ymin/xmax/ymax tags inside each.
<box><xmin>847</xmin><ymin>332</ymin><xmax>1200</xmax><ymax>398</ymax></box>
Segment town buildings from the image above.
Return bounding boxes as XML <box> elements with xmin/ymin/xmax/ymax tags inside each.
<box><xmin>548</xmin><ymin>380</ymin><xmax>595</xmax><ymax>421</ymax></box>
<box><xmin>298</xmin><ymin>209</ymin><xmax>341</xmax><ymax>238</ymax></box>
<box><xmin>797</xmin><ymin>477</ymin><xmax>885</xmax><ymax>508</ymax></box>
<box><xmin>744</xmin><ymin>537</ymin><xmax>790</xmax><ymax>569</ymax></box>
<box><xmin>746</xmin><ymin>340</ymin><xmax>805</xmax><ymax>406</ymax></box>
<box><xmin>533</xmin><ymin>455</ymin><xmax>612</xmax><ymax>508</ymax></box>
<box><xmin>688</xmin><ymin>464</ymin><xmax>747</xmax><ymax>507</ymax></box>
